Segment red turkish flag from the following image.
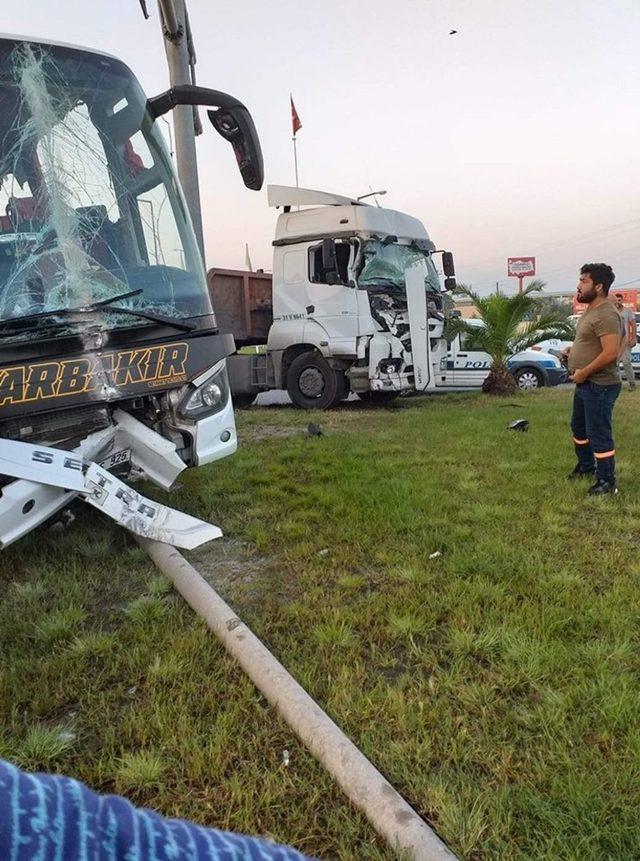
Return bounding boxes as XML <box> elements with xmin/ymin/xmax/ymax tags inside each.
<box><xmin>290</xmin><ymin>95</ymin><xmax>302</xmax><ymax>136</ymax></box>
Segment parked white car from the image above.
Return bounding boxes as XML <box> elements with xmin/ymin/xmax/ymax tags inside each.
<box><xmin>530</xmin><ymin>337</ymin><xmax>573</xmax><ymax>357</ymax></box>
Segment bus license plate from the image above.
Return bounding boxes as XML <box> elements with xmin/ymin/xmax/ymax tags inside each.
<box><xmin>100</xmin><ymin>449</ymin><xmax>131</xmax><ymax>471</ymax></box>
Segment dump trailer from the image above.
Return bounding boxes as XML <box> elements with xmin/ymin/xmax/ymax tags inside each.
<box><xmin>0</xmin><ymin>34</ymin><xmax>263</xmax><ymax>547</ymax></box>
<box><xmin>209</xmin><ymin>186</ymin><xmax>456</xmax><ymax>409</ymax></box>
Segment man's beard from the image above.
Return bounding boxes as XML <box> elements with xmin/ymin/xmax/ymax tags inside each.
<box><xmin>579</xmin><ymin>289</ymin><xmax>597</xmax><ymax>304</ymax></box>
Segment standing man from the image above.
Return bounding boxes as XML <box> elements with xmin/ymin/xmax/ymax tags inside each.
<box><xmin>565</xmin><ymin>263</ymin><xmax>621</xmax><ymax>494</ymax></box>
<box><xmin>614</xmin><ymin>292</ymin><xmax>637</xmax><ymax>390</ymax></box>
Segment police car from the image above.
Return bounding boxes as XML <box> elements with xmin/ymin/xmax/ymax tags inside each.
<box><xmin>443</xmin><ymin>321</ymin><xmax>568</xmax><ymax>390</ymax></box>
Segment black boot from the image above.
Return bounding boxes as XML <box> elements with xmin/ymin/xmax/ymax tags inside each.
<box><xmin>588</xmin><ymin>479</ymin><xmax>618</xmax><ymax>495</ymax></box>
<box><xmin>567</xmin><ymin>464</ymin><xmax>595</xmax><ymax>480</ymax></box>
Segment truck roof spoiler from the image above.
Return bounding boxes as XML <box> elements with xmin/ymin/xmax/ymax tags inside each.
<box><xmin>267</xmin><ymin>184</ymin><xmax>363</xmax><ymax>209</ymax></box>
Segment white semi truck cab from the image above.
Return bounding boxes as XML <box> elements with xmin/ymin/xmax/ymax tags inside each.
<box><xmin>221</xmin><ymin>185</ymin><xmax>456</xmax><ymax>408</ymax></box>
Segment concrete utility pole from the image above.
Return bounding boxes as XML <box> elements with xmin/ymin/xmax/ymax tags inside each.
<box><xmin>157</xmin><ymin>0</ymin><xmax>205</xmax><ymax>261</ymax></box>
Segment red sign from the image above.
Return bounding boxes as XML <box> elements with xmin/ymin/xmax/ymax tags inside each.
<box><xmin>507</xmin><ymin>257</ymin><xmax>536</xmax><ymax>278</ymax></box>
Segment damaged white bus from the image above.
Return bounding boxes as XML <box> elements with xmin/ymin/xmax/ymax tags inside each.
<box><xmin>0</xmin><ymin>35</ymin><xmax>263</xmax><ymax>548</ymax></box>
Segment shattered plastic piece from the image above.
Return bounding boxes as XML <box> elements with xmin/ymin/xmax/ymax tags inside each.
<box><xmin>317</xmin><ymin>548</ymin><xmax>330</xmax><ymax>557</ymax></box>
<box><xmin>84</xmin><ymin>462</ymin><xmax>222</xmax><ymax>549</ymax></box>
<box><xmin>508</xmin><ymin>419</ymin><xmax>529</xmax><ymax>432</ymax></box>
<box><xmin>282</xmin><ymin>750</ymin><xmax>290</xmax><ymax>767</ymax></box>
<box><xmin>58</xmin><ymin>729</ymin><xmax>76</xmax><ymax>744</ymax></box>
<box><xmin>0</xmin><ymin>435</ymin><xmax>222</xmax><ymax>550</ymax></box>
<box><xmin>429</xmin><ymin>551</ymin><xmax>442</xmax><ymax>559</ymax></box>
<box><xmin>112</xmin><ymin>409</ymin><xmax>186</xmax><ymax>490</ymax></box>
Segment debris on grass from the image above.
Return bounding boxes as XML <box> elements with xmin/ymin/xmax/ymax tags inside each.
<box><xmin>508</xmin><ymin>418</ymin><xmax>529</xmax><ymax>432</ymax></box>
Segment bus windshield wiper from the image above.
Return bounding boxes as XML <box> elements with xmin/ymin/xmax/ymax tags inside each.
<box><xmin>0</xmin><ymin>289</ymin><xmax>196</xmax><ymax>333</ymax></box>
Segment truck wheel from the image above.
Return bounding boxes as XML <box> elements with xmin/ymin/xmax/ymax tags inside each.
<box><xmin>286</xmin><ymin>352</ymin><xmax>343</xmax><ymax>409</ymax></box>
<box><xmin>513</xmin><ymin>367</ymin><xmax>543</xmax><ymax>390</ymax></box>
<box><xmin>356</xmin><ymin>391</ymin><xmax>399</xmax><ymax>405</ymax></box>
<box><xmin>232</xmin><ymin>394</ymin><xmax>257</xmax><ymax>408</ymax></box>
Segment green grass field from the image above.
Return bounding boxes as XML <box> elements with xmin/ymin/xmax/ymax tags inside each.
<box><xmin>2</xmin><ymin>388</ymin><xmax>640</xmax><ymax>860</ymax></box>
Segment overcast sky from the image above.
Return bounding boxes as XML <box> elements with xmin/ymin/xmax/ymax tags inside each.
<box><xmin>3</xmin><ymin>0</ymin><xmax>639</xmax><ymax>294</ymax></box>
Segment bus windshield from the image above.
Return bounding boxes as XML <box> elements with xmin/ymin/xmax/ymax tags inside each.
<box><xmin>0</xmin><ymin>38</ymin><xmax>213</xmax><ymax>339</ymax></box>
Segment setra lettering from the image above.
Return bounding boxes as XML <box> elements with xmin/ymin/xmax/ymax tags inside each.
<box><xmin>32</xmin><ymin>450</ymin><xmax>54</xmax><ymax>464</ymax></box>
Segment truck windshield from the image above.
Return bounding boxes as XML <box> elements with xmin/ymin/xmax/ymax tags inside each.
<box><xmin>0</xmin><ymin>38</ymin><xmax>213</xmax><ymax>339</ymax></box>
<box><xmin>358</xmin><ymin>240</ymin><xmax>441</xmax><ymax>293</ymax></box>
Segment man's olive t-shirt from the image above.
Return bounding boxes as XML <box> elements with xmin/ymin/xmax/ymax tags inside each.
<box><xmin>569</xmin><ymin>301</ymin><xmax>621</xmax><ymax>385</ymax></box>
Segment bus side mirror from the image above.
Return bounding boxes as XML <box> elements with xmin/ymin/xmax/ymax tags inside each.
<box><xmin>442</xmin><ymin>251</ymin><xmax>455</xmax><ymax>277</ymax></box>
<box><xmin>148</xmin><ymin>84</ymin><xmax>264</xmax><ymax>191</ymax></box>
<box><xmin>208</xmin><ymin>105</ymin><xmax>263</xmax><ymax>192</ymax></box>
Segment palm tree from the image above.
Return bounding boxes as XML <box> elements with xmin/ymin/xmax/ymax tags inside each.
<box><xmin>449</xmin><ymin>281</ymin><xmax>575</xmax><ymax>394</ymax></box>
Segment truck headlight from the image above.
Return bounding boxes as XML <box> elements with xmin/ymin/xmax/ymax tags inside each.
<box><xmin>177</xmin><ymin>364</ymin><xmax>230</xmax><ymax>419</ymax></box>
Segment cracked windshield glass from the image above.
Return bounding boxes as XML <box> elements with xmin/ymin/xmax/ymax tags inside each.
<box><xmin>0</xmin><ymin>39</ymin><xmax>212</xmax><ymax>340</ymax></box>
<box><xmin>358</xmin><ymin>240</ymin><xmax>442</xmax><ymax>293</ymax></box>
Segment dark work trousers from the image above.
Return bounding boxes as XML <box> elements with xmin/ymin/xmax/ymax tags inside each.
<box><xmin>571</xmin><ymin>381</ymin><xmax>621</xmax><ymax>482</ymax></box>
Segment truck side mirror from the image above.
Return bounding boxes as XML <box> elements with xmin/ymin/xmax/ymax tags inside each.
<box><xmin>147</xmin><ymin>84</ymin><xmax>264</xmax><ymax>191</ymax></box>
<box><xmin>442</xmin><ymin>251</ymin><xmax>456</xmax><ymax>278</ymax></box>
<box><xmin>322</xmin><ymin>238</ymin><xmax>338</xmax><ymax>274</ymax></box>
<box><xmin>444</xmin><ymin>277</ymin><xmax>457</xmax><ymax>291</ymax></box>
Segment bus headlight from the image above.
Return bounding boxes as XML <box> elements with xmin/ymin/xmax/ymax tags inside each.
<box><xmin>177</xmin><ymin>364</ymin><xmax>230</xmax><ymax>419</ymax></box>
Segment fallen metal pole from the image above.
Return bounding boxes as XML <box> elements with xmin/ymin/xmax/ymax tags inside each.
<box><xmin>138</xmin><ymin>537</ymin><xmax>458</xmax><ymax>861</ymax></box>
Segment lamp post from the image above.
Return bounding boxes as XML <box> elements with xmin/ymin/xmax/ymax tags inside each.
<box><xmin>156</xmin><ymin>0</ymin><xmax>205</xmax><ymax>263</ymax></box>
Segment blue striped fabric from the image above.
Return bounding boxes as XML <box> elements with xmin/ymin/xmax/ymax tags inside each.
<box><xmin>0</xmin><ymin>760</ymin><xmax>312</xmax><ymax>861</ymax></box>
